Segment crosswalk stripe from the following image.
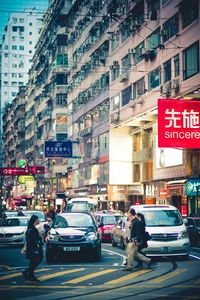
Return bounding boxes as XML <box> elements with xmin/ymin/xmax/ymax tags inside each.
<box><xmin>193</xmin><ymin>278</ymin><xmax>200</xmax><ymax>284</ymax></box>
<box><xmin>38</xmin><ymin>268</ymin><xmax>85</xmax><ymax>281</ymax></box>
<box><xmin>106</xmin><ymin>269</ymin><xmax>152</xmax><ymax>284</ymax></box>
<box><xmin>0</xmin><ymin>268</ymin><xmax>48</xmax><ymax>281</ymax></box>
<box><xmin>64</xmin><ymin>269</ymin><xmax>117</xmax><ymax>284</ymax></box>
<box><xmin>149</xmin><ymin>269</ymin><xmax>187</xmax><ymax>283</ymax></box>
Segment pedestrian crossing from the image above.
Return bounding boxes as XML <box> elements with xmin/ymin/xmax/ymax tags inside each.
<box><xmin>0</xmin><ymin>267</ymin><xmax>199</xmax><ymax>288</ymax></box>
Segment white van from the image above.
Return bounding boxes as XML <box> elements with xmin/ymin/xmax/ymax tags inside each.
<box><xmin>66</xmin><ymin>198</ymin><xmax>98</xmax><ymax>213</ymax></box>
<box><xmin>130</xmin><ymin>205</ymin><xmax>190</xmax><ymax>259</ymax></box>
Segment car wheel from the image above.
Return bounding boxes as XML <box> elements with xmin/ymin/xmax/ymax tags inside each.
<box><xmin>120</xmin><ymin>238</ymin><xmax>125</xmax><ymax>250</ymax></box>
<box><xmin>112</xmin><ymin>236</ymin><xmax>117</xmax><ymax>247</ymax></box>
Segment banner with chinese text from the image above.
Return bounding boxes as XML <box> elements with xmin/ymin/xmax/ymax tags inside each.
<box><xmin>158</xmin><ymin>99</ymin><xmax>200</xmax><ymax>148</ymax></box>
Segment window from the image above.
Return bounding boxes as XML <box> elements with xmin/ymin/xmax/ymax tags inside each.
<box><xmin>121</xmin><ymin>54</ymin><xmax>131</xmax><ymax>72</ymax></box>
<box><xmin>29</xmin><ymin>22</ymin><xmax>33</xmax><ymax>26</ymax></box>
<box><xmin>183</xmin><ymin>42</ymin><xmax>199</xmax><ymax>80</ymax></box>
<box><xmin>4</xmin><ymin>45</ymin><xmax>8</xmax><ymax>50</ymax></box>
<box><xmin>29</xmin><ymin>41</ymin><xmax>32</xmax><ymax>44</ymax></box>
<box><xmin>12</xmin><ymin>36</ymin><xmax>16</xmax><ymax>41</ymax></box>
<box><xmin>111</xmin><ymin>31</ymin><xmax>119</xmax><ymax>52</ymax></box>
<box><xmin>29</xmin><ymin>50</ymin><xmax>32</xmax><ymax>54</ymax></box>
<box><xmin>12</xmin><ymin>73</ymin><xmax>17</xmax><ymax>78</ymax></box>
<box><xmin>19</xmin><ymin>45</ymin><xmax>24</xmax><ymax>50</ymax></box>
<box><xmin>111</xmin><ymin>65</ymin><xmax>119</xmax><ymax>81</ymax></box>
<box><xmin>174</xmin><ymin>54</ymin><xmax>179</xmax><ymax>77</ymax></box>
<box><xmin>162</xmin><ymin>13</ymin><xmax>179</xmax><ymax>42</ymax></box>
<box><xmin>56</xmin><ymin>54</ymin><xmax>68</xmax><ymax>66</ymax></box>
<box><xmin>3</xmin><ymin>81</ymin><xmax>8</xmax><ymax>86</ymax></box>
<box><xmin>56</xmin><ymin>94</ymin><xmax>68</xmax><ymax>106</ymax></box>
<box><xmin>12</xmin><ymin>64</ymin><xmax>17</xmax><ymax>68</ymax></box>
<box><xmin>122</xmin><ymin>85</ymin><xmax>132</xmax><ymax>106</ymax></box>
<box><xmin>147</xmin><ymin>28</ymin><xmax>160</xmax><ymax>50</ymax></box>
<box><xmin>12</xmin><ymin>45</ymin><xmax>17</xmax><ymax>50</ymax></box>
<box><xmin>13</xmin><ymin>18</ymin><xmax>17</xmax><ymax>23</ymax></box>
<box><xmin>121</xmin><ymin>18</ymin><xmax>132</xmax><ymax>43</ymax></box>
<box><xmin>164</xmin><ymin>59</ymin><xmax>171</xmax><ymax>83</ymax></box>
<box><xmin>12</xmin><ymin>26</ymin><xmax>18</xmax><ymax>32</ymax></box>
<box><xmin>148</xmin><ymin>67</ymin><xmax>161</xmax><ymax>90</ymax></box>
<box><xmin>19</xmin><ymin>73</ymin><xmax>23</xmax><ymax>78</ymax></box>
<box><xmin>181</xmin><ymin>0</ymin><xmax>198</xmax><ymax>29</ymax></box>
<box><xmin>12</xmin><ymin>92</ymin><xmax>16</xmax><ymax>97</ymax></box>
<box><xmin>112</xmin><ymin>94</ymin><xmax>120</xmax><ymax>111</ymax></box>
<box><xmin>19</xmin><ymin>36</ymin><xmax>24</xmax><ymax>41</ymax></box>
<box><xmin>56</xmin><ymin>73</ymin><xmax>67</xmax><ymax>85</ymax></box>
<box><xmin>134</xmin><ymin>41</ymin><xmax>145</xmax><ymax>64</ymax></box>
<box><xmin>4</xmin><ymin>53</ymin><xmax>8</xmax><ymax>57</ymax></box>
<box><xmin>12</xmin><ymin>82</ymin><xmax>17</xmax><ymax>86</ymax></box>
<box><xmin>19</xmin><ymin>18</ymin><xmax>24</xmax><ymax>23</ymax></box>
<box><xmin>29</xmin><ymin>32</ymin><xmax>32</xmax><ymax>35</ymax></box>
<box><xmin>19</xmin><ymin>62</ymin><xmax>24</xmax><ymax>68</ymax></box>
<box><xmin>133</xmin><ymin>77</ymin><xmax>145</xmax><ymax>99</ymax></box>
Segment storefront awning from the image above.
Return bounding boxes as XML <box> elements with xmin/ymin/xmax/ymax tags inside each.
<box><xmin>167</xmin><ymin>179</ymin><xmax>187</xmax><ymax>185</ymax></box>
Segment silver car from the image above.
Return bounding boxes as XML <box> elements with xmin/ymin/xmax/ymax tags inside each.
<box><xmin>112</xmin><ymin>217</ymin><xmax>130</xmax><ymax>250</ymax></box>
<box><xmin>0</xmin><ymin>217</ymin><xmax>29</xmax><ymax>246</ymax></box>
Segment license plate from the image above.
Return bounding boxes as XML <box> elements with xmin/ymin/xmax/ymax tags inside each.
<box><xmin>161</xmin><ymin>247</ymin><xmax>171</xmax><ymax>253</ymax></box>
<box><xmin>104</xmin><ymin>230</ymin><xmax>111</xmax><ymax>233</ymax></box>
<box><xmin>63</xmin><ymin>246</ymin><xmax>80</xmax><ymax>251</ymax></box>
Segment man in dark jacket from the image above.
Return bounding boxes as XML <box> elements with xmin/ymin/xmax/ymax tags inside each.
<box><xmin>123</xmin><ymin>208</ymin><xmax>151</xmax><ymax>271</ymax></box>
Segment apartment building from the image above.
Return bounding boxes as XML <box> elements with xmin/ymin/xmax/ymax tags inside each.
<box><xmin>65</xmin><ymin>0</ymin><xmax>200</xmax><ymax>214</ymax></box>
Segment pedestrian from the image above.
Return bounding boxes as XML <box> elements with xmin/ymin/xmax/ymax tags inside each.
<box><xmin>123</xmin><ymin>208</ymin><xmax>152</xmax><ymax>271</ymax></box>
<box><xmin>22</xmin><ymin>215</ymin><xmax>43</xmax><ymax>282</ymax></box>
<box><xmin>134</xmin><ymin>213</ymin><xmax>148</xmax><ymax>268</ymax></box>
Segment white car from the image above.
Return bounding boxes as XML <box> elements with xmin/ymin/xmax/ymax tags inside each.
<box><xmin>0</xmin><ymin>216</ymin><xmax>29</xmax><ymax>246</ymax></box>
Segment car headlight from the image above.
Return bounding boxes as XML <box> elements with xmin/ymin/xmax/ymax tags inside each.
<box><xmin>86</xmin><ymin>233</ymin><xmax>98</xmax><ymax>241</ymax></box>
<box><xmin>178</xmin><ymin>231</ymin><xmax>188</xmax><ymax>239</ymax></box>
<box><xmin>48</xmin><ymin>233</ymin><xmax>59</xmax><ymax>242</ymax></box>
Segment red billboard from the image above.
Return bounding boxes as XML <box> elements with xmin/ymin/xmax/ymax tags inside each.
<box><xmin>158</xmin><ymin>99</ymin><xmax>200</xmax><ymax>148</ymax></box>
<box><xmin>0</xmin><ymin>166</ymin><xmax>45</xmax><ymax>176</ymax></box>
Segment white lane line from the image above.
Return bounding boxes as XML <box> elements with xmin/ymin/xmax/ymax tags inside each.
<box><xmin>189</xmin><ymin>254</ymin><xmax>200</xmax><ymax>260</ymax></box>
<box><xmin>102</xmin><ymin>248</ymin><xmax>126</xmax><ymax>265</ymax></box>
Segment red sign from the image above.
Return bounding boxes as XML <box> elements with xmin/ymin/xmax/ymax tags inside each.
<box><xmin>158</xmin><ymin>99</ymin><xmax>200</xmax><ymax>148</ymax></box>
<box><xmin>0</xmin><ymin>166</ymin><xmax>45</xmax><ymax>176</ymax></box>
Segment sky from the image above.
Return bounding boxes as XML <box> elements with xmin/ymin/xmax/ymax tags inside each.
<box><xmin>0</xmin><ymin>0</ymin><xmax>49</xmax><ymax>42</ymax></box>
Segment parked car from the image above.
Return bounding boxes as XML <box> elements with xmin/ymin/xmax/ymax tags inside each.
<box><xmin>0</xmin><ymin>211</ymin><xmax>18</xmax><ymax>224</ymax></box>
<box><xmin>22</xmin><ymin>210</ymin><xmax>48</xmax><ymax>238</ymax></box>
<box><xmin>111</xmin><ymin>217</ymin><xmax>129</xmax><ymax>249</ymax></box>
<box><xmin>129</xmin><ymin>205</ymin><xmax>190</xmax><ymax>259</ymax></box>
<box><xmin>0</xmin><ymin>216</ymin><xmax>29</xmax><ymax>246</ymax></box>
<box><xmin>95</xmin><ymin>213</ymin><xmax>123</xmax><ymax>242</ymax></box>
<box><xmin>184</xmin><ymin>217</ymin><xmax>200</xmax><ymax>247</ymax></box>
<box><xmin>45</xmin><ymin>212</ymin><xmax>101</xmax><ymax>263</ymax></box>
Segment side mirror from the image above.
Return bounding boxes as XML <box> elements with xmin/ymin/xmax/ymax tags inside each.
<box><xmin>183</xmin><ymin>219</ymin><xmax>188</xmax><ymax>226</ymax></box>
<box><xmin>98</xmin><ymin>223</ymin><xmax>104</xmax><ymax>227</ymax></box>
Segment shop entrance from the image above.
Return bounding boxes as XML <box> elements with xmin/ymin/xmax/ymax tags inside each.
<box><xmin>171</xmin><ymin>195</ymin><xmax>181</xmax><ymax>212</ymax></box>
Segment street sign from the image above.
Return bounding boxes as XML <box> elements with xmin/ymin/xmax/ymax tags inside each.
<box><xmin>45</xmin><ymin>141</ymin><xmax>73</xmax><ymax>157</ymax></box>
<box><xmin>0</xmin><ymin>166</ymin><xmax>45</xmax><ymax>176</ymax></box>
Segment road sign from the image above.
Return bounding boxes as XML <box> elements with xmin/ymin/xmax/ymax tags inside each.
<box><xmin>45</xmin><ymin>141</ymin><xmax>73</xmax><ymax>157</ymax></box>
<box><xmin>0</xmin><ymin>166</ymin><xmax>45</xmax><ymax>176</ymax></box>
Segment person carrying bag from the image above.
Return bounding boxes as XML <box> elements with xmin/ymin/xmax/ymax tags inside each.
<box><xmin>22</xmin><ymin>215</ymin><xmax>43</xmax><ymax>282</ymax></box>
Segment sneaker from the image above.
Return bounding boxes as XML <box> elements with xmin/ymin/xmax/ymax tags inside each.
<box><xmin>122</xmin><ymin>260</ymin><xmax>127</xmax><ymax>266</ymax></box>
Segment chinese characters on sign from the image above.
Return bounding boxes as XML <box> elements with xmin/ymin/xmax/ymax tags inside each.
<box><xmin>158</xmin><ymin>99</ymin><xmax>200</xmax><ymax>148</ymax></box>
<box><xmin>0</xmin><ymin>166</ymin><xmax>45</xmax><ymax>176</ymax></box>
<box><xmin>45</xmin><ymin>141</ymin><xmax>73</xmax><ymax>157</ymax></box>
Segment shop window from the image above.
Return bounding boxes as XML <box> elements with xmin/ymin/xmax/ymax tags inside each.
<box><xmin>183</xmin><ymin>41</ymin><xmax>199</xmax><ymax>80</ymax></box>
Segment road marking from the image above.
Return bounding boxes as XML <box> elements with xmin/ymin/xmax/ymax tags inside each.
<box><xmin>189</xmin><ymin>254</ymin><xmax>200</xmax><ymax>260</ymax></box>
<box><xmin>65</xmin><ymin>269</ymin><xmax>117</xmax><ymax>284</ymax></box>
<box><xmin>149</xmin><ymin>269</ymin><xmax>187</xmax><ymax>283</ymax></box>
<box><xmin>0</xmin><ymin>268</ymin><xmax>48</xmax><ymax>281</ymax></box>
<box><xmin>106</xmin><ymin>269</ymin><xmax>152</xmax><ymax>284</ymax></box>
<box><xmin>193</xmin><ymin>278</ymin><xmax>200</xmax><ymax>284</ymax></box>
<box><xmin>38</xmin><ymin>268</ymin><xmax>85</xmax><ymax>281</ymax></box>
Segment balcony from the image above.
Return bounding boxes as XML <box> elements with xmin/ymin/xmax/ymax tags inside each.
<box><xmin>133</xmin><ymin>148</ymin><xmax>152</xmax><ymax>162</ymax></box>
<box><xmin>79</xmin><ymin>127</ymin><xmax>92</xmax><ymax>137</ymax></box>
<box><xmin>56</xmin><ymin>124</ymin><xmax>68</xmax><ymax>132</ymax></box>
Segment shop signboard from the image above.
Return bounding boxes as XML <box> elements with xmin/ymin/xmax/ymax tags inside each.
<box><xmin>186</xmin><ymin>179</ymin><xmax>200</xmax><ymax>196</ymax></box>
<box><xmin>158</xmin><ymin>99</ymin><xmax>200</xmax><ymax>148</ymax></box>
<box><xmin>45</xmin><ymin>141</ymin><xmax>72</xmax><ymax>157</ymax></box>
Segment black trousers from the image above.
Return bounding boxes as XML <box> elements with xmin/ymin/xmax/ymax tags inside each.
<box><xmin>27</xmin><ymin>256</ymin><xmax>42</xmax><ymax>279</ymax></box>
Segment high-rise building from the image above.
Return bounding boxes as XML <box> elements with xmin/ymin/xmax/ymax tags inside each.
<box><xmin>0</xmin><ymin>9</ymin><xmax>44</xmax><ymax>109</ymax></box>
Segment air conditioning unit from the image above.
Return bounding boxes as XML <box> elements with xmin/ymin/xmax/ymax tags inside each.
<box><xmin>120</xmin><ymin>72</ymin><xmax>128</xmax><ymax>82</ymax></box>
<box><xmin>128</xmin><ymin>48</ymin><xmax>136</xmax><ymax>54</ymax></box>
<box><xmin>172</xmin><ymin>78</ymin><xmax>180</xmax><ymax>94</ymax></box>
<box><xmin>163</xmin><ymin>81</ymin><xmax>171</xmax><ymax>95</ymax></box>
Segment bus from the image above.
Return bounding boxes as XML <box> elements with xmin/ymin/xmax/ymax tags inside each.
<box><xmin>66</xmin><ymin>198</ymin><xmax>98</xmax><ymax>213</ymax></box>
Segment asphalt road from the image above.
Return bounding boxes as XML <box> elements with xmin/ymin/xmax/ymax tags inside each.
<box><xmin>0</xmin><ymin>244</ymin><xmax>200</xmax><ymax>300</ymax></box>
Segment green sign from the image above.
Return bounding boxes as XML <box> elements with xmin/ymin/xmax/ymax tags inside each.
<box><xmin>186</xmin><ymin>179</ymin><xmax>200</xmax><ymax>196</ymax></box>
<box><xmin>18</xmin><ymin>159</ymin><xmax>25</xmax><ymax>167</ymax></box>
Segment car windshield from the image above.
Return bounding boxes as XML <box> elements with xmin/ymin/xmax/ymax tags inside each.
<box><xmin>62</xmin><ymin>214</ymin><xmax>94</xmax><ymax>228</ymax></box>
<box><xmin>1</xmin><ymin>218</ymin><xmax>29</xmax><ymax>227</ymax></box>
<box><xmin>142</xmin><ymin>210</ymin><xmax>183</xmax><ymax>227</ymax></box>
<box><xmin>23</xmin><ymin>211</ymin><xmax>46</xmax><ymax>222</ymax></box>
<box><xmin>102</xmin><ymin>215</ymin><xmax>116</xmax><ymax>225</ymax></box>
<box><xmin>195</xmin><ymin>219</ymin><xmax>200</xmax><ymax>227</ymax></box>
<box><xmin>5</xmin><ymin>212</ymin><xmax>18</xmax><ymax>217</ymax></box>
